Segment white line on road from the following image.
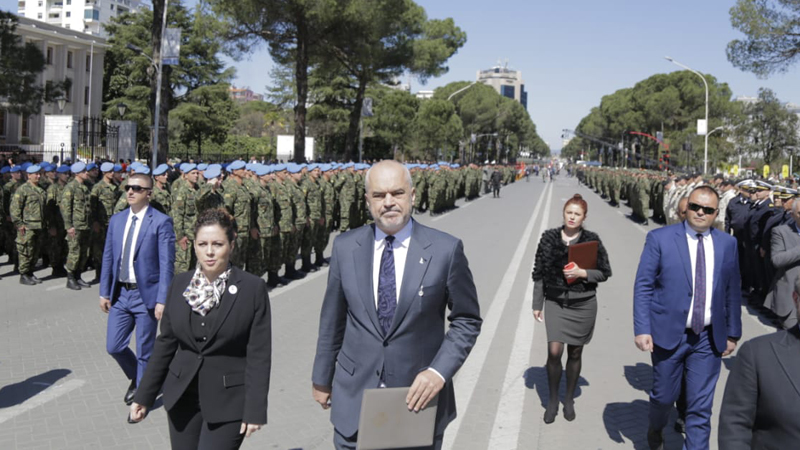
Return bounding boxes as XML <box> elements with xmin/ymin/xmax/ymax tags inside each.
<box><xmin>0</xmin><ymin>378</ymin><xmax>86</xmax><ymax>424</ymax></box>
<box><xmin>45</xmin><ymin>285</ymin><xmax>64</xmax><ymax>291</ymax></box>
<box><xmin>487</xmin><ymin>181</ymin><xmax>552</xmax><ymax>448</ymax></box>
<box><xmin>443</xmin><ymin>182</ymin><xmax>552</xmax><ymax>450</ymax></box>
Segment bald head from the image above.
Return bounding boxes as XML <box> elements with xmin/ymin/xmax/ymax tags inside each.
<box><xmin>365</xmin><ymin>160</ymin><xmax>415</xmax><ymax>235</ymax></box>
<box><xmin>365</xmin><ymin>160</ymin><xmax>412</xmax><ymax>194</ymax></box>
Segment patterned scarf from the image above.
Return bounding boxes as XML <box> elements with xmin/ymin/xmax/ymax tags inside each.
<box><xmin>183</xmin><ymin>265</ymin><xmax>232</xmax><ymax>316</ymax></box>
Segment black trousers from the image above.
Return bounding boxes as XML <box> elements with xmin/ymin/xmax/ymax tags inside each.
<box><xmin>167</xmin><ymin>379</ymin><xmax>244</xmax><ymax>450</ymax></box>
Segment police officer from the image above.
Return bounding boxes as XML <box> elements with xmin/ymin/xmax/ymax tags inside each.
<box><xmin>60</xmin><ymin>162</ymin><xmax>93</xmax><ymax>290</ymax></box>
<box><xmin>10</xmin><ymin>164</ymin><xmax>47</xmax><ymax>285</ymax></box>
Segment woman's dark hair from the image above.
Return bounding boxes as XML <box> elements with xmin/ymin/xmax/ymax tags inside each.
<box><xmin>563</xmin><ymin>193</ymin><xmax>588</xmax><ymax>214</ymax></box>
<box><xmin>194</xmin><ymin>208</ymin><xmax>236</xmax><ymax>243</ymax></box>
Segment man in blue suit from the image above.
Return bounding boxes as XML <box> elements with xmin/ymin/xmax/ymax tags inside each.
<box><xmin>99</xmin><ymin>172</ymin><xmax>175</xmax><ymax>409</ymax></box>
<box><xmin>634</xmin><ymin>185</ymin><xmax>742</xmax><ymax>450</ymax></box>
<box><xmin>312</xmin><ymin>160</ymin><xmax>482</xmax><ymax>449</ymax></box>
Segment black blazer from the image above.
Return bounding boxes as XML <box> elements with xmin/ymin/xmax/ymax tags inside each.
<box><xmin>134</xmin><ymin>266</ymin><xmax>272</xmax><ymax>425</ymax></box>
<box><xmin>719</xmin><ymin>326</ymin><xmax>800</xmax><ymax>449</ymax></box>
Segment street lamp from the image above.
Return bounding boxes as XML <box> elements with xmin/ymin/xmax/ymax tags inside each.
<box><xmin>57</xmin><ymin>96</ymin><xmax>66</xmax><ymax>113</ymax></box>
<box><xmin>665</xmin><ymin>56</ymin><xmax>710</xmax><ymax>174</ymax></box>
<box><xmin>447</xmin><ymin>81</ymin><xmax>478</xmax><ymax>102</ymax></box>
<box><xmin>117</xmin><ymin>102</ymin><xmax>127</xmax><ymax>119</ymax></box>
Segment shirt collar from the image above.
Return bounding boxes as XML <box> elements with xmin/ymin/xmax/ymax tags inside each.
<box><xmin>684</xmin><ymin>221</ymin><xmax>711</xmax><ymax>239</ymax></box>
<box><xmin>375</xmin><ymin>219</ymin><xmax>414</xmax><ymax>247</ymax></box>
<box><xmin>128</xmin><ymin>205</ymin><xmax>148</xmax><ymax>222</ymax></box>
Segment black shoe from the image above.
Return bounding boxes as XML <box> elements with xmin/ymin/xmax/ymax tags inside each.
<box><xmin>66</xmin><ymin>273</ymin><xmax>81</xmax><ymax>290</ymax></box>
<box><xmin>284</xmin><ymin>269</ymin><xmax>305</xmax><ymax>280</ymax></box>
<box><xmin>20</xmin><ymin>274</ymin><xmax>37</xmax><ymax>286</ymax></box>
<box><xmin>124</xmin><ymin>380</ymin><xmax>137</xmax><ymax>406</ymax></box>
<box><xmin>674</xmin><ymin>416</ymin><xmax>686</xmax><ymax>434</ymax></box>
<box><xmin>92</xmin><ymin>268</ymin><xmax>101</xmax><ymax>284</ymax></box>
<box><xmin>51</xmin><ymin>267</ymin><xmax>68</xmax><ymax>277</ymax></box>
<box><xmin>647</xmin><ymin>429</ymin><xmax>664</xmax><ymax>450</ymax></box>
<box><xmin>266</xmin><ymin>272</ymin><xmax>281</xmax><ymax>288</ymax></box>
<box><xmin>75</xmin><ymin>273</ymin><xmax>91</xmax><ymax>288</ymax></box>
<box><xmin>30</xmin><ymin>273</ymin><xmax>43</xmax><ymax>284</ymax></box>
<box><xmin>563</xmin><ymin>401</ymin><xmax>576</xmax><ymax>421</ymax></box>
<box><xmin>543</xmin><ymin>402</ymin><xmax>558</xmax><ymax>424</ymax></box>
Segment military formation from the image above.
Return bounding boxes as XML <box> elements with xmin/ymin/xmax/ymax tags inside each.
<box><xmin>578</xmin><ymin>165</ymin><xmax>800</xmax><ymax>328</ymax></box>
<box><xmin>1</xmin><ymin>158</ymin><xmax>518</xmax><ymax>289</ymax></box>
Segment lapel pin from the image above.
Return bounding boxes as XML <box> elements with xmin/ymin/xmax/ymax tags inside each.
<box><xmin>419</xmin><ymin>287</ymin><xmax>424</xmax><ymax>297</ymax></box>
<box><xmin>228</xmin><ymin>285</ymin><xmax>238</xmax><ymax>295</ymax></box>
<box><xmin>419</xmin><ymin>257</ymin><xmax>425</xmax><ymax>264</ymax></box>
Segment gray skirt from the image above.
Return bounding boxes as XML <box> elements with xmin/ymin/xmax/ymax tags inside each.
<box><xmin>544</xmin><ymin>295</ymin><xmax>598</xmax><ymax>346</ymax></box>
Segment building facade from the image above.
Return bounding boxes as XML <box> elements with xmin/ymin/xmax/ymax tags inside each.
<box><xmin>0</xmin><ymin>16</ymin><xmax>108</xmax><ymax>147</ymax></box>
<box><xmin>18</xmin><ymin>0</ymin><xmax>142</xmax><ymax>36</ymax></box>
<box><xmin>229</xmin><ymin>86</ymin><xmax>265</xmax><ymax>104</ymax></box>
<box><xmin>476</xmin><ymin>64</ymin><xmax>528</xmax><ymax>110</ymax></box>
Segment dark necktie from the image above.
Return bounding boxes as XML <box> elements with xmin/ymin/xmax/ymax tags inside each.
<box><xmin>377</xmin><ymin>235</ymin><xmax>396</xmax><ymax>334</ymax></box>
<box><xmin>692</xmin><ymin>233</ymin><xmax>706</xmax><ymax>334</ymax></box>
<box><xmin>120</xmin><ymin>215</ymin><xmax>138</xmax><ymax>281</ymax></box>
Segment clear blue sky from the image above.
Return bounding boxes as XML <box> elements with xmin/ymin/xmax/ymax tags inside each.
<box><xmin>4</xmin><ymin>0</ymin><xmax>799</xmax><ymax>151</ymax></box>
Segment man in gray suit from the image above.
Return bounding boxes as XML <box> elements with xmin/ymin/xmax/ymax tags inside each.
<box><xmin>312</xmin><ymin>160</ymin><xmax>483</xmax><ymax>449</ymax></box>
<box><xmin>767</xmin><ymin>200</ymin><xmax>800</xmax><ymax>329</ymax></box>
<box><xmin>718</xmin><ymin>275</ymin><xmax>800</xmax><ymax>449</ymax></box>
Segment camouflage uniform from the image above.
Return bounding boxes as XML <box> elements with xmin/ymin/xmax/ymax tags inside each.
<box><xmin>171</xmin><ymin>183</ymin><xmax>200</xmax><ymax>274</ymax></box>
<box><xmin>267</xmin><ymin>181</ymin><xmax>285</xmax><ymax>275</ymax></box>
<box><xmin>151</xmin><ymin>184</ymin><xmax>172</xmax><ymax>215</ymax></box>
<box><xmin>223</xmin><ymin>179</ymin><xmax>253</xmax><ymax>270</ymax></box>
<box><xmin>283</xmin><ymin>177</ymin><xmax>307</xmax><ymax>271</ymax></box>
<box><xmin>10</xmin><ymin>182</ymin><xmax>46</xmax><ymax>275</ymax></box>
<box><xmin>337</xmin><ymin>172</ymin><xmax>356</xmax><ymax>232</ymax></box>
<box><xmin>316</xmin><ymin>175</ymin><xmax>335</xmax><ymax>264</ymax></box>
<box><xmin>3</xmin><ymin>179</ymin><xmax>24</xmax><ymax>266</ymax></box>
<box><xmin>90</xmin><ymin>180</ymin><xmax>120</xmax><ymax>275</ymax></box>
<box><xmin>46</xmin><ymin>181</ymin><xmax>68</xmax><ymax>271</ymax></box>
<box><xmin>60</xmin><ymin>178</ymin><xmax>92</xmax><ymax>274</ymax></box>
<box><xmin>300</xmin><ymin>175</ymin><xmax>322</xmax><ymax>268</ymax></box>
<box><xmin>249</xmin><ymin>181</ymin><xmax>276</xmax><ymax>277</ymax></box>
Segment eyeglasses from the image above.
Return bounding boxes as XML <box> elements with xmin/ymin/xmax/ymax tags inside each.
<box><xmin>687</xmin><ymin>202</ymin><xmax>717</xmax><ymax>215</ymax></box>
<box><xmin>125</xmin><ymin>185</ymin><xmax>151</xmax><ymax>193</ymax></box>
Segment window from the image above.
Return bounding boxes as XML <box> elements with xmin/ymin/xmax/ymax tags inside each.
<box><xmin>21</xmin><ymin>114</ymin><xmax>30</xmax><ymax>138</ymax></box>
<box><xmin>86</xmin><ymin>54</ymin><xmax>91</xmax><ymax>71</ymax></box>
<box><xmin>37</xmin><ymin>0</ymin><xmax>42</xmax><ymax>6</ymax></box>
<box><xmin>37</xmin><ymin>12</ymin><xmax>42</xmax><ymax>19</ymax></box>
<box><xmin>67</xmin><ymin>0</ymin><xmax>71</xmax><ymax>4</ymax></box>
<box><xmin>0</xmin><ymin>110</ymin><xmax>5</xmax><ymax>137</ymax></box>
<box><xmin>46</xmin><ymin>47</ymin><xmax>53</xmax><ymax>65</ymax></box>
<box><xmin>65</xmin><ymin>85</ymin><xmax>71</xmax><ymax>103</ymax></box>
<box><xmin>67</xmin><ymin>51</ymin><xmax>73</xmax><ymax>69</ymax></box>
<box><xmin>500</xmin><ymin>85</ymin><xmax>515</xmax><ymax>100</ymax></box>
<box><xmin>110</xmin><ymin>4</ymin><xmax>114</xmax><ymax>10</ymax></box>
<box><xmin>84</xmin><ymin>86</ymin><xmax>89</xmax><ymax>105</ymax></box>
<box><xmin>66</xmin><ymin>11</ymin><xmax>70</xmax><ymax>17</ymax></box>
<box><xmin>84</xmin><ymin>9</ymin><xmax>99</xmax><ymax>20</ymax></box>
<box><xmin>65</xmin><ymin>24</ymin><xmax>70</xmax><ymax>29</ymax></box>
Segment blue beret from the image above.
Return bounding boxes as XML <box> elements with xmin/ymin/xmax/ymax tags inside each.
<box><xmin>287</xmin><ymin>164</ymin><xmax>302</xmax><ymax>174</ymax></box>
<box><xmin>182</xmin><ymin>163</ymin><xmax>198</xmax><ymax>173</ymax></box>
<box><xmin>452</xmin><ymin>163</ymin><xmax>460</xmax><ymax>168</ymax></box>
<box><xmin>320</xmin><ymin>164</ymin><xmax>332</xmax><ymax>172</ymax></box>
<box><xmin>26</xmin><ymin>164</ymin><xmax>42</xmax><ymax>174</ymax></box>
<box><xmin>10</xmin><ymin>166</ymin><xmax>22</xmax><ymax>173</ymax></box>
<box><xmin>0</xmin><ymin>166</ymin><xmax>10</xmax><ymax>174</ymax></box>
<box><xmin>134</xmin><ymin>166</ymin><xmax>150</xmax><ymax>175</ymax></box>
<box><xmin>245</xmin><ymin>163</ymin><xmax>257</xmax><ymax>172</ymax></box>
<box><xmin>273</xmin><ymin>163</ymin><xmax>287</xmax><ymax>172</ymax></box>
<box><xmin>21</xmin><ymin>162</ymin><xmax>31</xmax><ymax>170</ymax></box>
<box><xmin>100</xmin><ymin>162</ymin><xmax>115</xmax><ymax>172</ymax></box>
<box><xmin>71</xmin><ymin>162</ymin><xmax>86</xmax><ymax>173</ymax></box>
<box><xmin>197</xmin><ymin>163</ymin><xmax>208</xmax><ymax>171</ymax></box>
<box><xmin>153</xmin><ymin>164</ymin><xmax>169</xmax><ymax>176</ymax></box>
<box><xmin>87</xmin><ymin>162</ymin><xmax>98</xmax><ymax>171</ymax></box>
<box><xmin>113</xmin><ymin>164</ymin><xmax>122</xmax><ymax>172</ymax></box>
<box><xmin>255</xmin><ymin>165</ymin><xmax>270</xmax><ymax>176</ymax></box>
<box><xmin>227</xmin><ymin>160</ymin><xmax>246</xmax><ymax>172</ymax></box>
<box><xmin>203</xmin><ymin>165</ymin><xmax>221</xmax><ymax>179</ymax></box>
<box><xmin>56</xmin><ymin>165</ymin><xmax>71</xmax><ymax>174</ymax></box>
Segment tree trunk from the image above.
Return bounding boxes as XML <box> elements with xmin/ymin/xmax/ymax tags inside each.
<box><xmin>150</xmin><ymin>0</ymin><xmax>170</xmax><ymax>165</ymax></box>
<box><xmin>293</xmin><ymin>18</ymin><xmax>309</xmax><ymax>164</ymax></box>
<box><xmin>344</xmin><ymin>79</ymin><xmax>367</xmax><ymax>162</ymax></box>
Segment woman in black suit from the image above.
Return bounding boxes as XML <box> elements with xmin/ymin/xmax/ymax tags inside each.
<box><xmin>531</xmin><ymin>194</ymin><xmax>611</xmax><ymax>424</ymax></box>
<box><xmin>129</xmin><ymin>208</ymin><xmax>271</xmax><ymax>450</ymax></box>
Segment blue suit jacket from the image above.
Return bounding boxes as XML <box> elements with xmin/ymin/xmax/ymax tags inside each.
<box><xmin>633</xmin><ymin>222</ymin><xmax>742</xmax><ymax>353</ymax></box>
<box><xmin>312</xmin><ymin>220</ymin><xmax>482</xmax><ymax>438</ymax></box>
<box><xmin>100</xmin><ymin>205</ymin><xmax>176</xmax><ymax>309</ymax></box>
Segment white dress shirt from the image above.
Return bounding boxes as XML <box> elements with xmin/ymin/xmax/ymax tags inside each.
<box><xmin>373</xmin><ymin>219</ymin><xmax>413</xmax><ymax>308</ymax></box>
<box><xmin>685</xmin><ymin>222</ymin><xmax>714</xmax><ymax>328</ymax></box>
<box><xmin>120</xmin><ymin>206</ymin><xmax>148</xmax><ymax>283</ymax></box>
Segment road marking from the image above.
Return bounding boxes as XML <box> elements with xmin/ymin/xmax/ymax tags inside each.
<box><xmin>487</xmin><ymin>185</ymin><xmax>552</xmax><ymax>448</ymax></box>
<box><xmin>0</xmin><ymin>378</ymin><xmax>86</xmax><ymax>424</ymax></box>
<box><xmin>46</xmin><ymin>285</ymin><xmax>64</xmax><ymax>292</ymax></box>
<box><xmin>432</xmin><ymin>195</ymin><xmax>488</xmax><ymax>222</ymax></box>
<box><xmin>443</xmin><ymin>182</ymin><xmax>552</xmax><ymax>450</ymax></box>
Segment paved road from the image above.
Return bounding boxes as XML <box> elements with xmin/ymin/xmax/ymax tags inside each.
<box><xmin>0</xmin><ymin>175</ymin><xmax>774</xmax><ymax>449</ymax></box>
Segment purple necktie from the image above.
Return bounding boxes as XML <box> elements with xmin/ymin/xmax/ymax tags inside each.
<box><xmin>377</xmin><ymin>235</ymin><xmax>396</xmax><ymax>334</ymax></box>
<box><xmin>692</xmin><ymin>233</ymin><xmax>706</xmax><ymax>334</ymax></box>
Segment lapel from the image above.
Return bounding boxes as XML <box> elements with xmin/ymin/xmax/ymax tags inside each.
<box><xmin>202</xmin><ymin>267</ymin><xmax>242</xmax><ymax>348</ymax></box>
<box><xmin>133</xmin><ymin>207</ymin><xmax>154</xmax><ymax>257</ymax></box>
<box><xmin>673</xmin><ymin>224</ymin><xmax>692</xmax><ymax>286</ymax></box>
<box><xmin>175</xmin><ymin>278</ymin><xmax>202</xmax><ymax>352</ymax></box>
<box><xmin>387</xmin><ymin>220</ymin><xmax>433</xmax><ymax>337</ymax></box>
<box><xmin>771</xmin><ymin>327</ymin><xmax>800</xmax><ymax>398</ymax></box>
<box><xmin>710</xmin><ymin>228</ymin><xmax>724</xmax><ymax>293</ymax></box>
<box><xmin>354</xmin><ymin>226</ymin><xmax>383</xmax><ymax>337</ymax></box>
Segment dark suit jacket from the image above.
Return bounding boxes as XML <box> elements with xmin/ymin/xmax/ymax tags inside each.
<box><xmin>134</xmin><ymin>267</ymin><xmax>272</xmax><ymax>424</ymax></box>
<box><xmin>312</xmin><ymin>220</ymin><xmax>482</xmax><ymax>437</ymax></box>
<box><xmin>767</xmin><ymin>224</ymin><xmax>800</xmax><ymax>326</ymax></box>
<box><xmin>719</xmin><ymin>327</ymin><xmax>800</xmax><ymax>449</ymax></box>
<box><xmin>633</xmin><ymin>222</ymin><xmax>742</xmax><ymax>353</ymax></box>
<box><xmin>99</xmin><ymin>206</ymin><xmax>175</xmax><ymax>308</ymax></box>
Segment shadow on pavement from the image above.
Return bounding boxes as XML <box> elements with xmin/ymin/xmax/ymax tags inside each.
<box><xmin>522</xmin><ymin>366</ymin><xmax>588</xmax><ymax>407</ymax></box>
<box><xmin>0</xmin><ymin>368</ymin><xmax>71</xmax><ymax>408</ymax></box>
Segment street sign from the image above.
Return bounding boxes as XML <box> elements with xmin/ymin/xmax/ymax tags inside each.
<box><xmin>162</xmin><ymin>28</ymin><xmax>181</xmax><ymax>65</ymax></box>
<box><xmin>697</xmin><ymin>119</ymin><xmax>707</xmax><ymax>136</ymax></box>
<box><xmin>782</xmin><ymin>164</ymin><xmax>789</xmax><ymax>178</ymax></box>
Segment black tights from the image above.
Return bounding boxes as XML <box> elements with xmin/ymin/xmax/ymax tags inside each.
<box><xmin>545</xmin><ymin>341</ymin><xmax>583</xmax><ymax>408</ymax></box>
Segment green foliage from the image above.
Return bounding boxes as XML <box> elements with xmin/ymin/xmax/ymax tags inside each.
<box><xmin>412</xmin><ymin>98</ymin><xmax>463</xmax><ymax>160</ymax></box>
<box><xmin>170</xmin><ymin>84</ymin><xmax>239</xmax><ymax>155</ymax></box>
<box><xmin>0</xmin><ymin>12</ymin><xmax>69</xmax><ymax>115</ymax></box>
<box><xmin>727</xmin><ymin>0</ymin><xmax>800</xmax><ymax>77</ymax></box>
<box><xmin>733</xmin><ymin>87</ymin><xmax>799</xmax><ymax>165</ymax></box>
<box><xmin>366</xmin><ymin>87</ymin><xmax>420</xmax><ymax>157</ymax></box>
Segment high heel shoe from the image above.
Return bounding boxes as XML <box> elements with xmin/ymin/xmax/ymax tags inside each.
<box><xmin>563</xmin><ymin>400</ymin><xmax>576</xmax><ymax>421</ymax></box>
<box><xmin>543</xmin><ymin>402</ymin><xmax>558</xmax><ymax>424</ymax></box>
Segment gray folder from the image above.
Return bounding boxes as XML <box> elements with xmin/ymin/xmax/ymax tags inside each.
<box><xmin>356</xmin><ymin>387</ymin><xmax>438</xmax><ymax>450</ymax></box>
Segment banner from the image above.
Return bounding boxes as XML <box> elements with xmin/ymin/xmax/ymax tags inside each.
<box><xmin>162</xmin><ymin>28</ymin><xmax>181</xmax><ymax>65</ymax></box>
<box><xmin>763</xmin><ymin>164</ymin><xmax>770</xmax><ymax>178</ymax></box>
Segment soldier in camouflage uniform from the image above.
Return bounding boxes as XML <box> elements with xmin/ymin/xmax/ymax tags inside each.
<box><xmin>266</xmin><ymin>167</ymin><xmax>288</xmax><ymax>287</ymax></box>
<box><xmin>242</xmin><ymin>165</ymin><xmax>265</xmax><ymax>276</ymax></box>
<box><xmin>300</xmin><ymin>165</ymin><xmax>323</xmax><ymax>272</ymax></box>
<box><xmin>337</xmin><ymin>164</ymin><xmax>356</xmax><ymax>232</ymax></box>
<box><xmin>315</xmin><ymin>165</ymin><xmax>335</xmax><ymax>267</ymax></box>
<box><xmin>10</xmin><ymin>165</ymin><xmax>47</xmax><ymax>285</ymax></box>
<box><xmin>273</xmin><ymin>165</ymin><xmax>303</xmax><ymax>280</ymax></box>
<box><xmin>196</xmin><ymin>167</ymin><xmax>226</xmax><ymax>213</ymax></box>
<box><xmin>150</xmin><ymin>164</ymin><xmax>172</xmax><ymax>215</ymax></box>
<box><xmin>46</xmin><ymin>165</ymin><xmax>70</xmax><ymax>276</ymax></box>
<box><xmin>4</xmin><ymin>166</ymin><xmax>25</xmax><ymax>271</ymax></box>
<box><xmin>222</xmin><ymin>161</ymin><xmax>254</xmax><ymax>270</ymax></box>
<box><xmin>90</xmin><ymin>162</ymin><xmax>121</xmax><ymax>281</ymax></box>
<box><xmin>171</xmin><ymin>164</ymin><xmax>201</xmax><ymax>274</ymax></box>
<box><xmin>248</xmin><ymin>165</ymin><xmax>276</xmax><ymax>278</ymax></box>
<box><xmin>60</xmin><ymin>162</ymin><xmax>93</xmax><ymax>290</ymax></box>
<box><xmin>283</xmin><ymin>164</ymin><xmax>308</xmax><ymax>278</ymax></box>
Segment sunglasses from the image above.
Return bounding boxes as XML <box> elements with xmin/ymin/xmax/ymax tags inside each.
<box><xmin>125</xmin><ymin>185</ymin><xmax>151</xmax><ymax>193</ymax></box>
<box><xmin>687</xmin><ymin>202</ymin><xmax>717</xmax><ymax>215</ymax></box>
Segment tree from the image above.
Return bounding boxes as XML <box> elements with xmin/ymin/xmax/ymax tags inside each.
<box><xmin>727</xmin><ymin>0</ymin><xmax>800</xmax><ymax>77</ymax></box>
<box><xmin>734</xmin><ymin>87</ymin><xmax>799</xmax><ymax>165</ymax></box>
<box><xmin>0</xmin><ymin>12</ymin><xmax>70</xmax><ymax>115</ymax></box>
<box><xmin>170</xmin><ymin>84</ymin><xmax>239</xmax><ymax>157</ymax></box>
<box><xmin>413</xmin><ymin>98</ymin><xmax>463</xmax><ymax>160</ymax></box>
<box><xmin>366</xmin><ymin>87</ymin><xmax>420</xmax><ymax>159</ymax></box>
